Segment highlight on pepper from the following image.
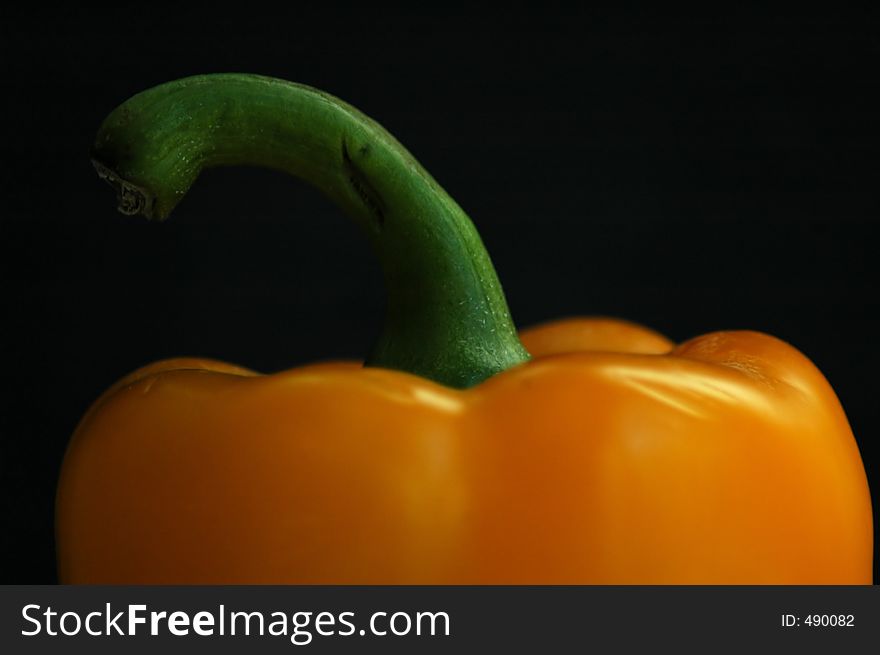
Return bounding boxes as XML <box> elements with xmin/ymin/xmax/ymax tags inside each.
<box><xmin>56</xmin><ymin>73</ymin><xmax>873</xmax><ymax>584</ymax></box>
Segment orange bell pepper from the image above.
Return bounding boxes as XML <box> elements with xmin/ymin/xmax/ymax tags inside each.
<box><xmin>57</xmin><ymin>74</ymin><xmax>873</xmax><ymax>584</ymax></box>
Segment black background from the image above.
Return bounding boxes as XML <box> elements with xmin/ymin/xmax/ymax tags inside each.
<box><xmin>1</xmin><ymin>7</ymin><xmax>877</xmax><ymax>583</ymax></box>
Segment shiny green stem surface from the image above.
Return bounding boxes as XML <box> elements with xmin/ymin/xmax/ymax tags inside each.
<box><xmin>92</xmin><ymin>73</ymin><xmax>530</xmax><ymax>388</ymax></box>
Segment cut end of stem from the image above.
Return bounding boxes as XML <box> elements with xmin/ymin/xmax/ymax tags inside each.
<box><xmin>92</xmin><ymin>159</ymin><xmax>157</xmax><ymax>220</ymax></box>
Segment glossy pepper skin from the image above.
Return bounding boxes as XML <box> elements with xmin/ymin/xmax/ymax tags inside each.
<box><xmin>57</xmin><ymin>75</ymin><xmax>873</xmax><ymax>584</ymax></box>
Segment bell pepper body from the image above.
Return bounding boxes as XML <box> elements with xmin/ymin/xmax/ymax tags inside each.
<box><xmin>56</xmin><ymin>320</ymin><xmax>872</xmax><ymax>584</ymax></box>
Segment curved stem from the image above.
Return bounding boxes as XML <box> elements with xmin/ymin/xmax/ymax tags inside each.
<box><xmin>92</xmin><ymin>73</ymin><xmax>530</xmax><ymax>388</ymax></box>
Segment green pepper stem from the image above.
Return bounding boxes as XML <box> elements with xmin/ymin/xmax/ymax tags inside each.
<box><xmin>92</xmin><ymin>73</ymin><xmax>530</xmax><ymax>388</ymax></box>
